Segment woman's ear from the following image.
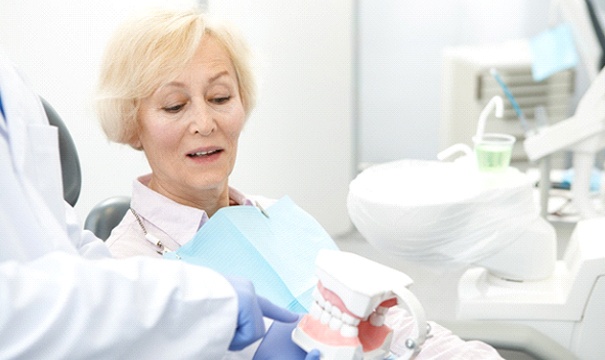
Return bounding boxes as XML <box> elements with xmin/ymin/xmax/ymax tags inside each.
<box><xmin>129</xmin><ymin>117</ymin><xmax>143</xmax><ymax>150</ymax></box>
<box><xmin>130</xmin><ymin>135</ymin><xmax>143</xmax><ymax>150</ymax></box>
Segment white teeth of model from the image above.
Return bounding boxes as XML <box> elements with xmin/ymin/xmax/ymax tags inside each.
<box><xmin>330</xmin><ymin>305</ymin><xmax>342</xmax><ymax>319</ymax></box>
<box><xmin>312</xmin><ymin>288</ymin><xmax>325</xmax><ymax>307</ymax></box>
<box><xmin>310</xmin><ymin>302</ymin><xmax>323</xmax><ymax>319</ymax></box>
<box><xmin>329</xmin><ymin>316</ymin><xmax>343</xmax><ymax>330</ymax></box>
<box><xmin>376</xmin><ymin>306</ymin><xmax>389</xmax><ymax>315</ymax></box>
<box><xmin>369</xmin><ymin>312</ymin><xmax>385</xmax><ymax>327</ymax></box>
<box><xmin>324</xmin><ymin>301</ymin><xmax>333</xmax><ymax>313</ymax></box>
<box><xmin>340</xmin><ymin>324</ymin><xmax>359</xmax><ymax>338</ymax></box>
<box><xmin>342</xmin><ymin>313</ymin><xmax>360</xmax><ymax>326</ymax></box>
<box><xmin>320</xmin><ymin>310</ymin><xmax>331</xmax><ymax>324</ymax></box>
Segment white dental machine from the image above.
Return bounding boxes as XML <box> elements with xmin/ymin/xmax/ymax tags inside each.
<box><xmin>347</xmin><ymin>83</ymin><xmax>605</xmax><ymax>360</ymax></box>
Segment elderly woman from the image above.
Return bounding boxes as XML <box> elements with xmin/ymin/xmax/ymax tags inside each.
<box><xmin>97</xmin><ymin>8</ymin><xmax>265</xmax><ymax>258</ymax></box>
<box><xmin>96</xmin><ymin>8</ymin><xmax>503</xmax><ymax>360</ymax></box>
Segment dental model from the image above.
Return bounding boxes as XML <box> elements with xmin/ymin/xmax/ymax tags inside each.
<box><xmin>292</xmin><ymin>250</ymin><xmax>428</xmax><ymax>360</ymax></box>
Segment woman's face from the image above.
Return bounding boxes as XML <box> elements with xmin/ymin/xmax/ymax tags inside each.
<box><xmin>136</xmin><ymin>36</ymin><xmax>245</xmax><ymax>205</ymax></box>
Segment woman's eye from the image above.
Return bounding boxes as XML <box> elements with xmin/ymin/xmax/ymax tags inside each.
<box><xmin>162</xmin><ymin>104</ymin><xmax>185</xmax><ymax>113</ymax></box>
<box><xmin>211</xmin><ymin>96</ymin><xmax>231</xmax><ymax>105</ymax></box>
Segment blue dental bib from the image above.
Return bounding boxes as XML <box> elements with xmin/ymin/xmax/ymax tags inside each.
<box><xmin>164</xmin><ymin>196</ymin><xmax>339</xmax><ymax>313</ymax></box>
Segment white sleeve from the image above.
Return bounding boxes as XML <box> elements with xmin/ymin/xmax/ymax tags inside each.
<box><xmin>0</xmin><ymin>252</ymin><xmax>238</xmax><ymax>359</ymax></box>
<box><xmin>63</xmin><ymin>201</ymin><xmax>115</xmax><ymax>259</ymax></box>
<box><xmin>385</xmin><ymin>307</ymin><xmax>504</xmax><ymax>360</ymax></box>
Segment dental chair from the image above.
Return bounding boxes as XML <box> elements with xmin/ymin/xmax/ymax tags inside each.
<box><xmin>45</xmin><ymin>96</ymin><xmax>130</xmax><ymax>241</ymax></box>
<box><xmin>44</xmin><ymin>98</ymin><xmax>81</xmax><ymax>207</ymax></box>
<box><xmin>84</xmin><ymin>196</ymin><xmax>130</xmax><ymax>240</ymax></box>
<box><xmin>48</xmin><ymin>99</ymin><xmax>577</xmax><ymax>358</ymax></box>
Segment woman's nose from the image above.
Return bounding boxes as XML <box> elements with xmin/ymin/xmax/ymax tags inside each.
<box><xmin>189</xmin><ymin>101</ymin><xmax>216</xmax><ymax>136</ymax></box>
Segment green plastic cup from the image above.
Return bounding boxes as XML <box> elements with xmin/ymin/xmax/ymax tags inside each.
<box><xmin>472</xmin><ymin>133</ymin><xmax>516</xmax><ymax>172</ymax></box>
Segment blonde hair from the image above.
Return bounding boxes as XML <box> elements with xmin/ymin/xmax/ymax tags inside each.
<box><xmin>96</xmin><ymin>8</ymin><xmax>256</xmax><ymax>148</ymax></box>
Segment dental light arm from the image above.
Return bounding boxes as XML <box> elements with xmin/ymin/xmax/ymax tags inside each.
<box><xmin>524</xmin><ymin>65</ymin><xmax>605</xmax><ymax>217</ymax></box>
<box><xmin>524</xmin><ymin>65</ymin><xmax>605</xmax><ymax>161</ymax></box>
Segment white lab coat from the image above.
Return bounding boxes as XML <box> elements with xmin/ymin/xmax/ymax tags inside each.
<box><xmin>0</xmin><ymin>50</ymin><xmax>241</xmax><ymax>359</ymax></box>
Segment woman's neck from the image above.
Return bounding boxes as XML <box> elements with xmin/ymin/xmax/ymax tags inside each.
<box><xmin>147</xmin><ymin>176</ymin><xmax>230</xmax><ymax>217</ymax></box>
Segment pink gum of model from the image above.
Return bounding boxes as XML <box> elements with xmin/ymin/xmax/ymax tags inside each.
<box><xmin>292</xmin><ymin>250</ymin><xmax>428</xmax><ymax>360</ymax></box>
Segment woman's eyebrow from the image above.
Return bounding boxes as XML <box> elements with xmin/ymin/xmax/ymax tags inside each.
<box><xmin>157</xmin><ymin>81</ymin><xmax>186</xmax><ymax>92</ymax></box>
<box><xmin>157</xmin><ymin>70</ymin><xmax>231</xmax><ymax>92</ymax></box>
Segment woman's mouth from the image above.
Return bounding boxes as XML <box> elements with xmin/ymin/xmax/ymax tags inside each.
<box><xmin>187</xmin><ymin>149</ymin><xmax>222</xmax><ymax>157</ymax></box>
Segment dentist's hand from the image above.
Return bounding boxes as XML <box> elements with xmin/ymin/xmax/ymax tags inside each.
<box><xmin>253</xmin><ymin>314</ymin><xmax>321</xmax><ymax>360</ymax></box>
<box><xmin>226</xmin><ymin>276</ymin><xmax>298</xmax><ymax>351</ymax></box>
<box><xmin>305</xmin><ymin>349</ymin><xmax>321</xmax><ymax>360</ymax></box>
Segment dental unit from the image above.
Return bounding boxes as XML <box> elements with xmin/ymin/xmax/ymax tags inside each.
<box><xmin>292</xmin><ymin>249</ymin><xmax>428</xmax><ymax>360</ymax></box>
<box><xmin>346</xmin><ymin>66</ymin><xmax>605</xmax><ymax>360</ymax></box>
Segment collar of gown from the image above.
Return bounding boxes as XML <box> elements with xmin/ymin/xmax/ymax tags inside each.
<box><xmin>130</xmin><ymin>174</ymin><xmax>253</xmax><ymax>247</ymax></box>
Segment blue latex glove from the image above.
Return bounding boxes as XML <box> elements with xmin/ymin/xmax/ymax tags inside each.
<box><xmin>253</xmin><ymin>315</ymin><xmax>321</xmax><ymax>360</ymax></box>
<box><xmin>305</xmin><ymin>349</ymin><xmax>321</xmax><ymax>360</ymax></box>
<box><xmin>227</xmin><ymin>276</ymin><xmax>299</xmax><ymax>351</ymax></box>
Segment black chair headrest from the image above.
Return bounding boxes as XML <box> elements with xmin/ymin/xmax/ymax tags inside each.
<box><xmin>42</xmin><ymin>98</ymin><xmax>81</xmax><ymax>206</ymax></box>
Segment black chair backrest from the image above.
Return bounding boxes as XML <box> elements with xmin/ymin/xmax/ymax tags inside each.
<box><xmin>43</xmin><ymin>98</ymin><xmax>81</xmax><ymax>206</ymax></box>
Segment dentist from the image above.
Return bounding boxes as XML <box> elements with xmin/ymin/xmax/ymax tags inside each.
<box><xmin>0</xmin><ymin>48</ymin><xmax>315</xmax><ymax>359</ymax></box>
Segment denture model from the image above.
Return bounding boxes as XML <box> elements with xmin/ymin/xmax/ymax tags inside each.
<box><xmin>292</xmin><ymin>249</ymin><xmax>428</xmax><ymax>360</ymax></box>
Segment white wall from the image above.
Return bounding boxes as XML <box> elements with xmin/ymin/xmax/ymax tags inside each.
<box><xmin>0</xmin><ymin>0</ymin><xmax>354</xmax><ymax>236</ymax></box>
<box><xmin>357</xmin><ymin>0</ymin><xmax>552</xmax><ymax>165</ymax></box>
<box><xmin>207</xmin><ymin>1</ymin><xmax>355</xmax><ymax>236</ymax></box>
